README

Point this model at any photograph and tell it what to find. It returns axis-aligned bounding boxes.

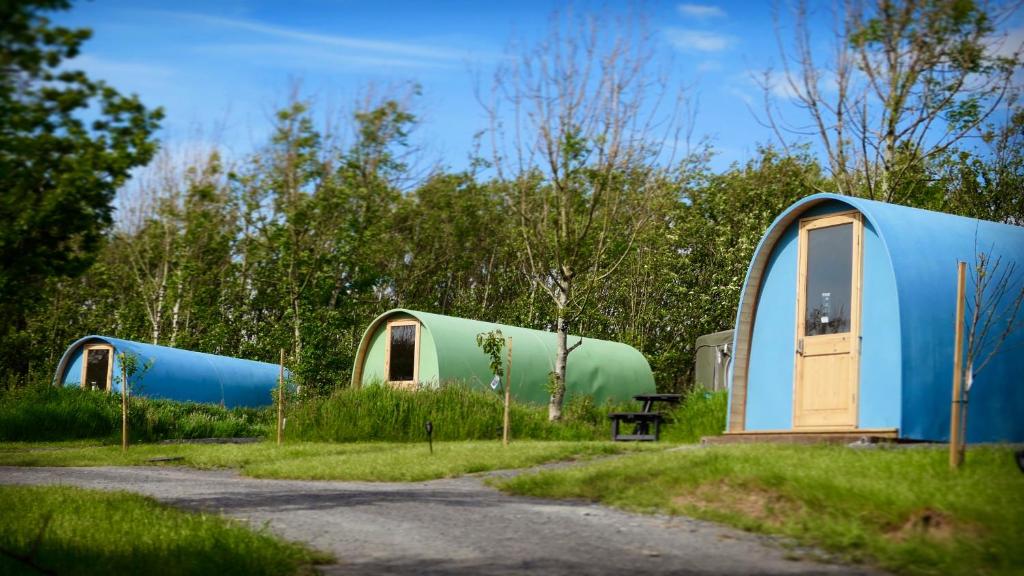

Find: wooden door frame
[80,344,115,393]
[383,319,421,389]
[792,210,863,430]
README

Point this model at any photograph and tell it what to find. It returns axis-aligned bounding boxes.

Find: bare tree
[956,242,1024,461]
[482,11,682,420]
[765,0,1021,202]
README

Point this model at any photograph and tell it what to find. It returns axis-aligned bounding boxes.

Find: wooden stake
[503,337,513,447]
[277,348,285,446]
[121,360,128,453]
[950,261,967,470]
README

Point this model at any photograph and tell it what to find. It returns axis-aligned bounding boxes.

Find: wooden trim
[80,344,114,393]
[707,428,899,445]
[723,427,897,436]
[793,211,863,429]
[384,318,420,388]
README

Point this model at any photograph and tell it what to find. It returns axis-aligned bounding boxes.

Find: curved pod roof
[353,309,655,405]
[54,336,281,408]
[730,193,1024,442]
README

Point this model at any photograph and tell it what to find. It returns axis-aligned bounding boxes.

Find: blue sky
[54,1,1023,173]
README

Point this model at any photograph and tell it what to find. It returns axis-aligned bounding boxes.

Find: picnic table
[609,394,682,441]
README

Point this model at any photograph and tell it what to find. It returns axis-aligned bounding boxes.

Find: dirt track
[0,465,881,575]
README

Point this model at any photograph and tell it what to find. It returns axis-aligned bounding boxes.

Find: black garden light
[425,420,433,455]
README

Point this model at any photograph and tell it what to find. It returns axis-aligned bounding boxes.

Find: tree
[953,242,1024,465]
[766,0,1020,202]
[651,146,823,390]
[0,0,162,382]
[934,107,1024,223]
[483,12,681,420]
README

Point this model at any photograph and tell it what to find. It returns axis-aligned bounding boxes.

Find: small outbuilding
[54,336,281,408]
[728,193,1024,443]
[352,309,656,405]
[694,329,733,392]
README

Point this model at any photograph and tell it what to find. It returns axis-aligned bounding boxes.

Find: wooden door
[793,212,862,429]
[384,319,420,389]
[81,344,114,392]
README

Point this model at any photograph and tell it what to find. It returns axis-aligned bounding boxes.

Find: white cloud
[197,43,456,71]
[155,11,471,67]
[665,28,735,53]
[765,70,800,100]
[677,4,727,20]
[70,54,174,81]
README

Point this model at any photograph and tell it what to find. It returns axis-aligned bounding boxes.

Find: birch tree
[483,12,681,420]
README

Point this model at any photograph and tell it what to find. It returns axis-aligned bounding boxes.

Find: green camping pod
[352,309,655,405]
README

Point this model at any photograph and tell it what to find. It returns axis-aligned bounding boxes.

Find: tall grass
[661,389,728,443]
[0,385,272,442]
[286,384,728,443]
[0,381,727,444]
[286,383,623,442]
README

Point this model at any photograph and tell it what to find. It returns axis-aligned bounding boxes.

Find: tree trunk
[169,293,181,347]
[548,290,569,421]
[151,257,168,345]
[291,289,302,366]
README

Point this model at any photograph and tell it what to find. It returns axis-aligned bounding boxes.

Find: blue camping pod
[53,336,282,408]
[727,194,1024,443]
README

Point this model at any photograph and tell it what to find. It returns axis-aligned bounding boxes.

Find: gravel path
[0,465,881,575]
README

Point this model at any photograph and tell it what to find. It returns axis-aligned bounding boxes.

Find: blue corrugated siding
[745,224,798,430]
[56,336,281,408]
[857,218,902,430]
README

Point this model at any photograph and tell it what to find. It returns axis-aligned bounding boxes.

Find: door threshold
[705,428,898,445]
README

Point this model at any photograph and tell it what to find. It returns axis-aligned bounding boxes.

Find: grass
[493,444,1024,575]
[660,389,727,443]
[0,484,330,576]
[285,383,630,442]
[287,384,728,443]
[0,440,660,482]
[0,385,271,442]
[1,382,728,445]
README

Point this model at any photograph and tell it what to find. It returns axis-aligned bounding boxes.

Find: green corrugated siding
[353,309,655,405]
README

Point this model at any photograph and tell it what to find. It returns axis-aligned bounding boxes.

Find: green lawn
[0,484,330,575]
[0,440,659,482]
[493,444,1024,575]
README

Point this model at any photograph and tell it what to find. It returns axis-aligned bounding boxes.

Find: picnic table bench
[609,393,682,441]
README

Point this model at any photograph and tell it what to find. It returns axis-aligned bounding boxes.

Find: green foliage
[475,330,506,378]
[0,385,271,442]
[0,485,328,575]
[497,445,1024,575]
[0,0,161,383]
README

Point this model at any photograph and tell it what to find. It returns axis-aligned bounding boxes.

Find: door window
[804,223,852,335]
[85,348,111,390]
[387,324,417,382]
